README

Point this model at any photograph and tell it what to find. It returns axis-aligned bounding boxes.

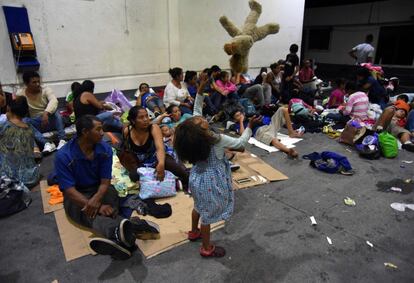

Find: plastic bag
[138,167,176,199]
[104,89,133,112]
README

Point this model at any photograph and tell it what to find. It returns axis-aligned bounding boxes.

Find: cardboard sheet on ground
[54,209,96,262]
[248,134,302,153]
[136,192,224,259]
[232,151,288,189]
[53,192,223,261]
[40,180,63,214]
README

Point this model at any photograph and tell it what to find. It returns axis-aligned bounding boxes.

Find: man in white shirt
[349,34,375,65]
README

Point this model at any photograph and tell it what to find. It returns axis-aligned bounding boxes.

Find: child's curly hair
[173,117,218,164]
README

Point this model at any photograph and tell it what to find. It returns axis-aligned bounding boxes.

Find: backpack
[355,134,381,160]
[303,151,353,174]
[378,132,398,158]
[239,98,256,117]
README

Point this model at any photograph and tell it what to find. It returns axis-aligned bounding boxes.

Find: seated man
[374,100,414,152]
[16,71,66,153]
[55,115,160,259]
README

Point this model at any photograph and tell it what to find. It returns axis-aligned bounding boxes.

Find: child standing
[174,74,260,257]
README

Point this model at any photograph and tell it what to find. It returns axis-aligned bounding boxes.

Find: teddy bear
[219,0,280,74]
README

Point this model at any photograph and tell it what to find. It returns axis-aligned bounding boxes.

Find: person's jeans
[63,185,124,239]
[96,112,123,131]
[407,110,414,132]
[25,111,65,146]
[146,98,164,112]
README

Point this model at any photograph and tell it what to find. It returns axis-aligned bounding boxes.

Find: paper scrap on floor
[248,134,302,153]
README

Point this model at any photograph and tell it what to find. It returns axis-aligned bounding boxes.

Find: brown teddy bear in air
[219,0,280,73]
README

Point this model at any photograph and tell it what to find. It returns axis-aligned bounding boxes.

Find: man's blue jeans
[25,111,65,146]
[96,111,123,130]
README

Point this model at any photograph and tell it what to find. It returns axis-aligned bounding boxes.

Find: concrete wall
[0,0,305,97]
[303,0,414,67]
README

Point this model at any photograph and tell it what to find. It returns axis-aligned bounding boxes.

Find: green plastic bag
[378,132,398,158]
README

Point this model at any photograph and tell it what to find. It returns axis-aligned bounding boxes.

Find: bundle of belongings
[0,175,31,217]
[303,151,354,175]
[339,120,399,159]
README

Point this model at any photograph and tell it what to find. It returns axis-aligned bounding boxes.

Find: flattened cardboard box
[232,151,288,189]
[55,192,223,261]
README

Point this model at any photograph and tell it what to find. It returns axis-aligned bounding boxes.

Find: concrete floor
[1,131,413,283]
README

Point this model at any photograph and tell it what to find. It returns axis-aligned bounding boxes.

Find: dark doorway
[375,25,414,66]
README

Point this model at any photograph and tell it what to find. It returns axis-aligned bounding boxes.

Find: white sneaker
[57,140,67,150]
[42,142,57,153]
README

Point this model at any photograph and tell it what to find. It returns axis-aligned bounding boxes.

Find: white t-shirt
[163,81,190,107]
[352,43,374,64]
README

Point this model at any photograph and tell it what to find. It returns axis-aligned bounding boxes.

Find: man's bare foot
[288,131,304,138]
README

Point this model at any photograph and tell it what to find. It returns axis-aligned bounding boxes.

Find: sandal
[187,230,202,241]
[200,245,226,258]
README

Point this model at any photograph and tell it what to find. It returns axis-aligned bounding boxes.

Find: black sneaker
[118,219,138,248]
[129,217,160,240]
[89,237,131,260]
[402,143,414,152]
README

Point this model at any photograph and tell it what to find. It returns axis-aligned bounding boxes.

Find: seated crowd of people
[1,43,413,259]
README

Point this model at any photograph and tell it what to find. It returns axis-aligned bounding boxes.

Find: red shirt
[299,67,314,82]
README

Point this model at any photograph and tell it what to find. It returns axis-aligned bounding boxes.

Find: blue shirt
[54,138,113,191]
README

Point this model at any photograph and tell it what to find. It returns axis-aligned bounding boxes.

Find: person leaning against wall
[16,71,67,153]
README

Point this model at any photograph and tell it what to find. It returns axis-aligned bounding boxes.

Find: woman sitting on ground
[263,62,284,104]
[135,83,165,116]
[73,80,123,132]
[0,96,39,187]
[119,106,189,189]
[163,67,193,115]
[253,67,268,85]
